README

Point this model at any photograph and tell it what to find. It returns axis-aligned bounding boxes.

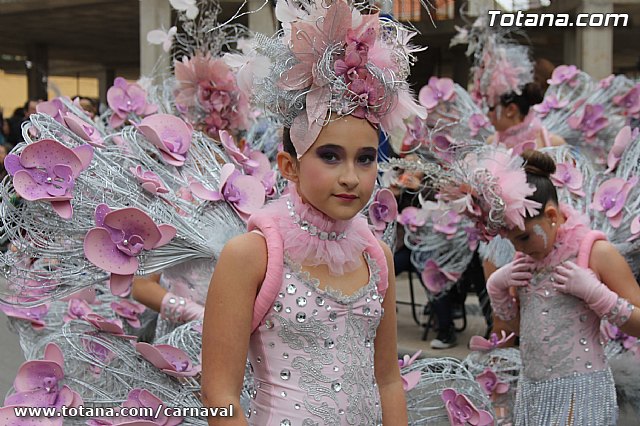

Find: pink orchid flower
[189,163,266,221]
[533,94,569,117]
[421,259,461,295]
[368,188,398,237]
[334,50,366,82]
[84,313,137,339]
[551,162,585,196]
[431,208,462,237]
[598,74,615,89]
[350,74,385,124]
[464,226,482,251]
[219,130,260,174]
[63,298,94,323]
[87,388,182,426]
[606,126,638,173]
[398,351,422,392]
[63,112,105,147]
[81,338,117,376]
[567,103,609,139]
[4,139,94,219]
[138,114,193,167]
[441,388,493,426]
[469,113,490,137]
[469,331,515,352]
[0,343,83,426]
[111,299,146,328]
[136,342,201,378]
[547,64,579,86]
[613,83,640,118]
[0,299,49,330]
[397,207,426,232]
[476,367,509,397]
[419,77,455,110]
[36,98,69,125]
[401,116,428,152]
[398,350,422,369]
[591,176,638,228]
[130,165,170,194]
[107,77,157,128]
[627,216,640,242]
[83,204,176,296]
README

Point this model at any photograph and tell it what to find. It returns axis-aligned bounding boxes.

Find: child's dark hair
[521,150,558,217]
[282,127,297,158]
[499,82,544,117]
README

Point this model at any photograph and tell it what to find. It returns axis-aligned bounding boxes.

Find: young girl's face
[296,115,379,220]
[506,208,558,261]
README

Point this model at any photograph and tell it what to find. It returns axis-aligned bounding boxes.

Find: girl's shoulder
[219,232,268,280]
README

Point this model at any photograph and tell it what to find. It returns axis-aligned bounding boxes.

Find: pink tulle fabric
[530,204,590,270]
[257,185,371,275]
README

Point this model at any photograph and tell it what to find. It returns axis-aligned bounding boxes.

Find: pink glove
[552,261,618,318]
[160,292,205,323]
[487,254,534,320]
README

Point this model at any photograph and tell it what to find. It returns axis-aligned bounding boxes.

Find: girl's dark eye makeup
[316,146,341,162]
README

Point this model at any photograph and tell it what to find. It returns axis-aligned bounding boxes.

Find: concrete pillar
[248,0,276,36]
[575,0,613,79]
[26,43,48,101]
[139,0,171,79]
[563,29,577,66]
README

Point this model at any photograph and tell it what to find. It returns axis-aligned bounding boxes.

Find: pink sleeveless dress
[512,205,617,425]
[245,190,389,425]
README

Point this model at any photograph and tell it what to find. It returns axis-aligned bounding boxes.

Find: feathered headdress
[453,15,534,109]
[245,0,427,158]
[436,145,541,239]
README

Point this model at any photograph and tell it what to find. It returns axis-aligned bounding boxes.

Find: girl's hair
[521,149,558,217]
[499,82,544,117]
[282,127,297,158]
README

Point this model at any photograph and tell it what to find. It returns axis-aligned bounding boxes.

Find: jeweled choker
[286,199,347,241]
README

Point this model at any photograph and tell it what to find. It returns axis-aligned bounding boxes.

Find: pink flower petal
[103,208,162,250]
[84,228,139,275]
[109,274,135,297]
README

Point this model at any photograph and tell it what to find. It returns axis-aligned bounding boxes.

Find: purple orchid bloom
[130,165,170,194]
[189,163,266,221]
[368,188,398,237]
[107,77,158,128]
[421,259,461,295]
[613,83,640,118]
[567,103,609,139]
[111,299,146,328]
[419,77,455,110]
[397,351,423,391]
[83,204,176,296]
[547,64,579,86]
[464,226,482,251]
[63,112,105,147]
[1,343,82,426]
[398,350,422,369]
[135,342,201,378]
[0,299,49,330]
[431,208,462,237]
[138,114,193,167]
[441,388,494,426]
[476,368,509,398]
[349,74,385,124]
[397,207,427,232]
[334,50,365,82]
[628,216,640,242]
[84,313,137,339]
[551,162,585,196]
[81,338,117,376]
[533,94,569,117]
[469,113,490,137]
[590,176,638,228]
[4,139,93,219]
[606,126,638,173]
[469,330,515,352]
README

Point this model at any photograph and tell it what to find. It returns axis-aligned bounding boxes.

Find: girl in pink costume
[482,150,640,425]
[200,0,427,423]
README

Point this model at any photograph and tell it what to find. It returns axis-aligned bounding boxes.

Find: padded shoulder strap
[247,212,284,333]
[576,230,607,269]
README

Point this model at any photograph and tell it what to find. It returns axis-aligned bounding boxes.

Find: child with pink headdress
[434,146,640,425]
[200,0,427,423]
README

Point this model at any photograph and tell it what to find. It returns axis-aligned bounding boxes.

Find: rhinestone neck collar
[286,198,347,241]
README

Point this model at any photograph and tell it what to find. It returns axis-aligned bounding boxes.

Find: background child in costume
[483,149,640,424]
[199,0,429,423]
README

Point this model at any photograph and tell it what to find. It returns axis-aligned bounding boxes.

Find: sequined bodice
[247,253,384,425]
[518,265,606,382]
